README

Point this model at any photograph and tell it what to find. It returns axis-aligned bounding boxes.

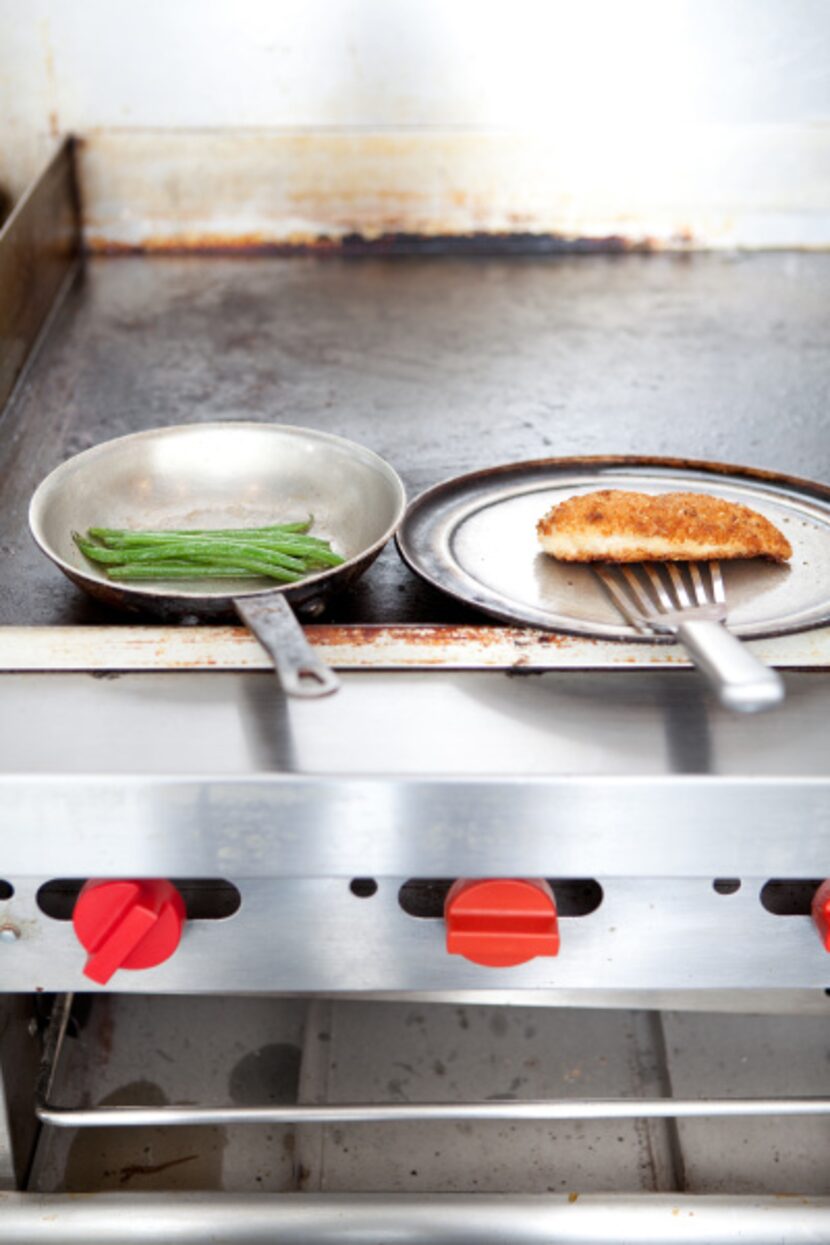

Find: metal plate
[397,456,830,640]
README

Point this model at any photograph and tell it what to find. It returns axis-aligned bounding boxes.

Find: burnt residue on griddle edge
[84,230,668,258]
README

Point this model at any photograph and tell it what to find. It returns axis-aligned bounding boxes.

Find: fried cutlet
[537,490,792,563]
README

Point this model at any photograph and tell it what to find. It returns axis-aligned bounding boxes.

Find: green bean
[106,559,303,583]
[89,520,313,541]
[105,564,283,581]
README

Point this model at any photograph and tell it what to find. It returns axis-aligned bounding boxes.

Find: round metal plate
[397,456,830,640]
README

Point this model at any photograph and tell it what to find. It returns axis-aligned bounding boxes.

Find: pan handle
[233,593,340,698]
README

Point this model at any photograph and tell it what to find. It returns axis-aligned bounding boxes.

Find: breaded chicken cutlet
[537,490,792,563]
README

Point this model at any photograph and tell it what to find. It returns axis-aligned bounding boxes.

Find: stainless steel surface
[0,139,79,412]
[4,874,830,994]
[398,457,830,640]
[595,561,785,712]
[8,663,830,999]
[5,669,830,779]
[0,670,829,883]
[29,422,405,696]
[1,769,829,880]
[3,1192,830,1243]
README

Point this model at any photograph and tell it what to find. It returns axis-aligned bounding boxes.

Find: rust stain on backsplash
[73,124,830,252]
[74,129,717,254]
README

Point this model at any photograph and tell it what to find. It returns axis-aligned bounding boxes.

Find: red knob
[811,880,830,951]
[73,879,186,984]
[444,878,559,968]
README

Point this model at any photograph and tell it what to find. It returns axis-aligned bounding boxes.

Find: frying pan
[29,422,406,697]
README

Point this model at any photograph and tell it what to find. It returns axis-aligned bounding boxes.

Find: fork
[593,560,785,712]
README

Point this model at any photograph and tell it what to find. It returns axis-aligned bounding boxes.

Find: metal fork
[593,560,785,712]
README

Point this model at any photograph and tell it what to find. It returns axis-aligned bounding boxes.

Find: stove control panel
[444,878,560,967]
[72,879,186,984]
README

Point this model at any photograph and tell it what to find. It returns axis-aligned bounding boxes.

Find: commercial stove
[1,141,829,1241]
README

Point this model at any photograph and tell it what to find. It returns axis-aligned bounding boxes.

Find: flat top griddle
[1,252,830,628]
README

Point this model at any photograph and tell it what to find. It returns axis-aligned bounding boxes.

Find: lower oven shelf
[6,992,830,1241]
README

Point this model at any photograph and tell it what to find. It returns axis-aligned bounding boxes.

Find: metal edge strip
[0,139,82,414]
[1,1191,829,1243]
[1,623,830,671]
[0,774,828,877]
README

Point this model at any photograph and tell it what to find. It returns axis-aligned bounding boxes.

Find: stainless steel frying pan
[29,422,406,698]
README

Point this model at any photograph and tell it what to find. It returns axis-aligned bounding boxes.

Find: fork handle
[676,620,784,713]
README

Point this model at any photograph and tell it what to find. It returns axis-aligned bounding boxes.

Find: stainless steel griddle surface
[2,252,830,627]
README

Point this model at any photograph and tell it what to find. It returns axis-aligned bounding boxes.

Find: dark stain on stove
[95,998,114,1063]
[227,1042,302,1105]
[490,1012,509,1037]
[64,1081,227,1192]
[118,1153,198,1184]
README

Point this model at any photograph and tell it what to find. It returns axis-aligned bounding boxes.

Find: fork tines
[593,560,725,632]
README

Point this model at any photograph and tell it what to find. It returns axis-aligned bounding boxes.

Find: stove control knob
[444,878,559,968]
[811,880,830,951]
[73,879,186,985]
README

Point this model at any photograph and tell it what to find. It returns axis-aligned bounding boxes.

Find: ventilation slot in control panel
[398,878,603,919]
[36,879,241,921]
[760,879,823,916]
